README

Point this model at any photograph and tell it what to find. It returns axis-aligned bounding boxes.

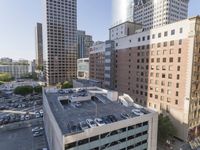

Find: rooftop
[44,87,152,136]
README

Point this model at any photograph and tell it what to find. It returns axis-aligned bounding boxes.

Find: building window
[138,37,141,42]
[156,73,159,77]
[171,29,175,35]
[167,90,171,95]
[170,40,174,46]
[178,48,181,54]
[177,74,180,80]
[180,28,183,33]
[168,74,172,79]
[142,36,145,41]
[169,58,173,63]
[162,74,166,78]
[179,39,182,45]
[163,42,167,47]
[176,83,179,88]
[177,66,180,71]
[178,57,181,62]
[158,33,161,38]
[164,31,168,37]
[175,100,179,105]
[152,34,155,39]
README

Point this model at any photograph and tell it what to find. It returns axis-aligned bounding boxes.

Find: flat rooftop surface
[44,88,150,135]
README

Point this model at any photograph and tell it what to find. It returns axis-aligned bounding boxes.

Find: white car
[132,109,144,116]
[32,126,43,132]
[94,118,105,126]
[35,112,40,118]
[40,109,43,114]
[40,109,44,117]
[86,119,97,128]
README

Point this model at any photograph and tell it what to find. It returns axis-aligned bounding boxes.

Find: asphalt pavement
[0,124,47,150]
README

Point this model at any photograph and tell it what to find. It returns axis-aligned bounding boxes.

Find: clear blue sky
[0,0,199,60]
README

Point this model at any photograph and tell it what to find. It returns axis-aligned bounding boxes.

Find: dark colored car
[107,115,118,122]
[102,116,112,124]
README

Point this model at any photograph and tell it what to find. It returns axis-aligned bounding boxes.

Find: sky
[0,0,199,60]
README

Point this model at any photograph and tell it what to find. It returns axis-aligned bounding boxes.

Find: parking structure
[43,87,158,150]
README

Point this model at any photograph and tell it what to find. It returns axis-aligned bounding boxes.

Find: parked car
[94,118,105,126]
[39,109,43,117]
[102,116,112,124]
[0,118,4,125]
[20,114,25,121]
[25,114,30,120]
[33,131,43,137]
[120,112,130,119]
[86,119,97,128]
[79,121,89,130]
[35,112,40,118]
[107,115,118,122]
[32,126,44,132]
[132,109,144,116]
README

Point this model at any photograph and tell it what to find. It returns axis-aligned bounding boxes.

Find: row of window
[138,28,183,42]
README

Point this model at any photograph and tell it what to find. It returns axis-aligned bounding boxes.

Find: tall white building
[134,0,189,29]
[43,0,77,85]
[112,0,189,29]
[112,0,134,26]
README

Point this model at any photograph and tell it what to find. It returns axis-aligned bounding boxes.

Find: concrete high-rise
[112,0,189,29]
[43,0,77,85]
[35,23,43,68]
[77,30,93,58]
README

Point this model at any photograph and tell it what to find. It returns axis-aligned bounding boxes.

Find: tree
[14,86,33,96]
[0,73,13,82]
[61,81,73,89]
[158,114,177,143]
[34,86,42,93]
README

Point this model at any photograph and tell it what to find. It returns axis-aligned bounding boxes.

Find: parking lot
[0,123,47,150]
[0,93,43,125]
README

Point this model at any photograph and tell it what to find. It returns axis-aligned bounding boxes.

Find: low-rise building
[0,63,29,79]
[77,58,89,79]
[43,87,158,150]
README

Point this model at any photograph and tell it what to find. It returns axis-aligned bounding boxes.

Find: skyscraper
[112,0,134,26]
[77,30,93,58]
[35,23,43,68]
[43,0,77,85]
[133,0,189,29]
[112,0,189,29]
